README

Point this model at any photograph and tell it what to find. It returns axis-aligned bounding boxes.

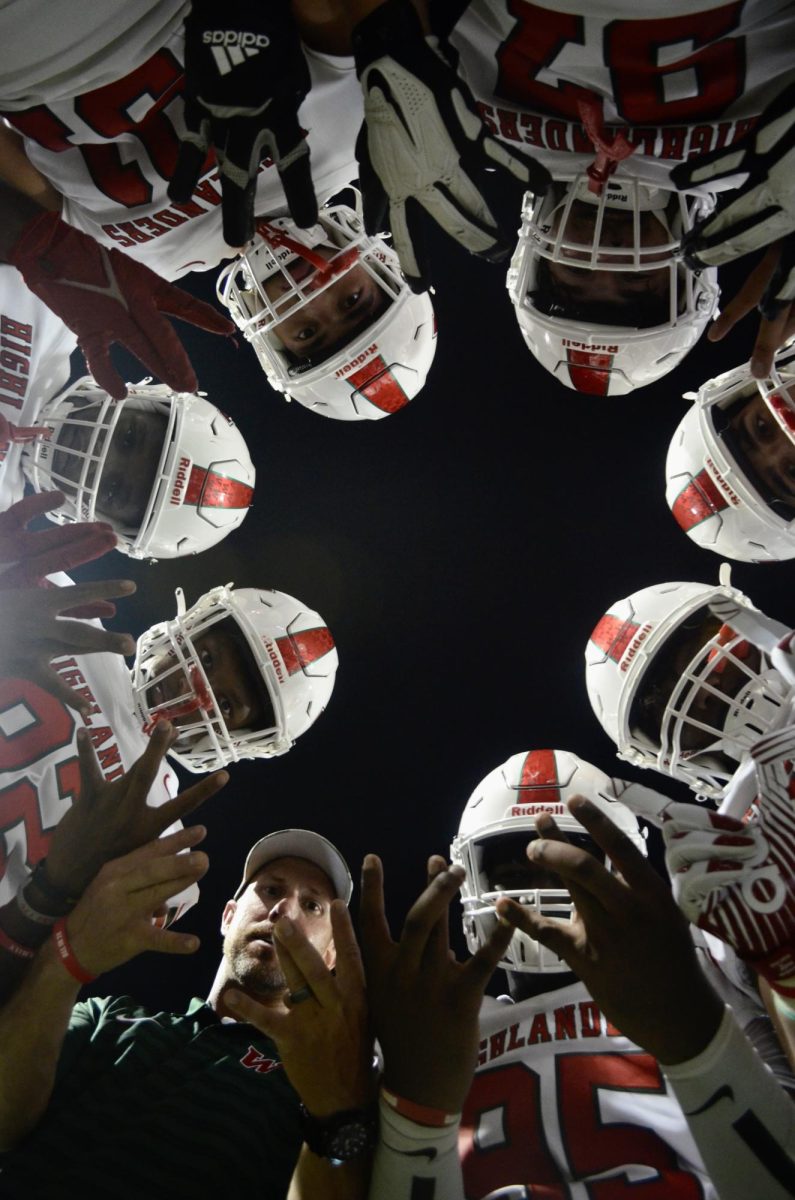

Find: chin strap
[577,94,637,195]
[143,666,214,734]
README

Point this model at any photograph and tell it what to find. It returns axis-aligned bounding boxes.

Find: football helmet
[216,201,437,420]
[451,749,645,974]
[23,378,255,559]
[131,584,338,773]
[506,176,719,395]
[666,340,795,562]
[585,577,790,797]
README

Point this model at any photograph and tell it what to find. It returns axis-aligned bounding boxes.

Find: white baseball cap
[234,829,353,904]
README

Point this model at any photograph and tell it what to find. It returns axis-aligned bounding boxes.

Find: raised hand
[44,720,228,903]
[496,798,723,1064]
[352,0,550,292]
[168,0,318,246]
[60,825,209,978]
[224,902,372,1115]
[359,853,513,1114]
[0,490,116,589]
[8,211,233,399]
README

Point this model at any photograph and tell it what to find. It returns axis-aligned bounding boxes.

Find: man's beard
[225,935,286,998]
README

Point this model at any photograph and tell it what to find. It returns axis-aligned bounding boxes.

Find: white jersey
[0,265,77,512]
[0,574,197,919]
[0,10,363,279]
[446,0,795,188]
[463,954,793,1198]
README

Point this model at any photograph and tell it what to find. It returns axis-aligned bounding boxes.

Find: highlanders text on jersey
[0,575,195,919]
[444,0,795,187]
[1,25,362,280]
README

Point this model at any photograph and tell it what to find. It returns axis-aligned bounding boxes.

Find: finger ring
[287,985,314,1006]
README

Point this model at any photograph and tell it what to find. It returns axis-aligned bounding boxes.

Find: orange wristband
[380,1086,459,1127]
[53,920,95,984]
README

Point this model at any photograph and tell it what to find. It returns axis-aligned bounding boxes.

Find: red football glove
[7,212,234,400]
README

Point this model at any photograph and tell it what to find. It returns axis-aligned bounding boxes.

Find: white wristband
[367,1093,463,1200]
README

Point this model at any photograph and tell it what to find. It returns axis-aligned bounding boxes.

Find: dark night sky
[72,227,795,1011]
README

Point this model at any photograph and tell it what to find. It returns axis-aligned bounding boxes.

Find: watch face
[328,1121,374,1164]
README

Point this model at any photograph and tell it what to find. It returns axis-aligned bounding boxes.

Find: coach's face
[220,856,336,999]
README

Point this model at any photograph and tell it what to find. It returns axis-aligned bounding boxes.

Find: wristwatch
[299,1102,378,1165]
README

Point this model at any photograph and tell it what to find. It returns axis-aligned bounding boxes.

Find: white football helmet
[585,577,790,797]
[451,749,645,974]
[23,379,255,559]
[216,201,437,420]
[666,340,795,562]
[507,176,719,395]
[131,584,338,772]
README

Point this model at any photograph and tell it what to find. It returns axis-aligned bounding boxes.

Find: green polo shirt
[0,996,304,1198]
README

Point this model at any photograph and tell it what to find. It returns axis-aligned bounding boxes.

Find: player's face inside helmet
[726,389,795,513]
[50,403,167,527]
[631,610,762,762]
[482,829,603,894]
[261,245,389,362]
[146,619,272,735]
[540,200,672,324]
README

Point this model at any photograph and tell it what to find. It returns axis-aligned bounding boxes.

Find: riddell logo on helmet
[170,456,191,506]
[511,804,566,816]
[262,639,284,684]
[202,31,270,49]
[705,457,740,507]
[619,623,653,672]
[335,344,378,379]
[562,339,619,353]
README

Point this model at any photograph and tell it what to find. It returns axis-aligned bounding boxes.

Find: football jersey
[0,572,196,919]
[445,0,795,189]
[0,265,77,512]
[462,954,793,1198]
[1,20,363,280]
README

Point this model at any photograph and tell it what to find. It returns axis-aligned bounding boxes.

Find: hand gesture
[224,902,372,1115]
[45,719,228,902]
[352,0,550,292]
[62,825,209,977]
[359,853,513,1114]
[496,798,723,1064]
[168,0,318,246]
[8,212,233,399]
[0,490,116,589]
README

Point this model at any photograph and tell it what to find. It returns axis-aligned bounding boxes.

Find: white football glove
[351,0,551,292]
[671,81,795,318]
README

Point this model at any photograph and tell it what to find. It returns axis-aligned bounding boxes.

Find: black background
[74,227,794,1011]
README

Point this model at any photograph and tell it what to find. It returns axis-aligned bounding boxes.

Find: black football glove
[168,0,318,246]
[672,81,795,319]
[352,0,551,292]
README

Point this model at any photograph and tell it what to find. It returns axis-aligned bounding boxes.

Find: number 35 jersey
[462,956,793,1199]
[0,577,196,921]
[444,0,795,187]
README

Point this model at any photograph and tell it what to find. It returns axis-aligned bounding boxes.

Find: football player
[352,0,795,394]
[584,571,795,800]
[358,750,795,1199]
[666,339,795,562]
[0,262,255,557]
[0,575,338,923]
[0,1,437,417]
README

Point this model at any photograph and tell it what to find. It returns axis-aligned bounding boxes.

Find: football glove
[622,730,795,998]
[7,212,233,400]
[168,0,318,246]
[672,81,795,318]
[352,0,551,292]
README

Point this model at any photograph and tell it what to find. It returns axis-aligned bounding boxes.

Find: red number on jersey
[6,50,208,208]
[495,2,745,124]
[461,1053,705,1197]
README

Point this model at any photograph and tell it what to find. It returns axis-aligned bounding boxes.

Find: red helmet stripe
[517,749,561,804]
[566,349,613,395]
[276,627,335,676]
[347,355,409,414]
[590,613,640,663]
[184,466,254,509]
[671,469,729,532]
